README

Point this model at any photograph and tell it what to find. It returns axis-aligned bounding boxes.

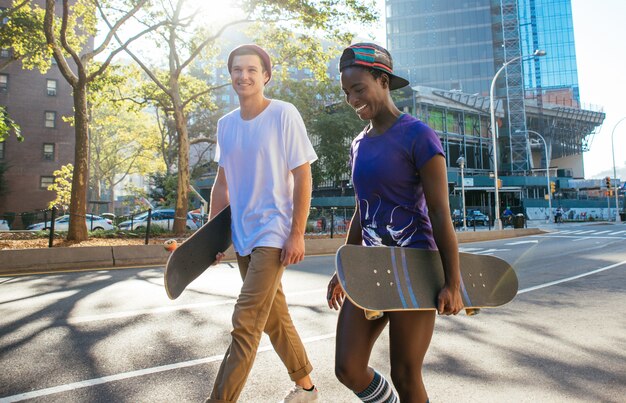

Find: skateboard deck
[336,245,518,316]
[164,206,232,300]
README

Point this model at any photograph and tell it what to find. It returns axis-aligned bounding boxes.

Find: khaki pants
[207,247,313,402]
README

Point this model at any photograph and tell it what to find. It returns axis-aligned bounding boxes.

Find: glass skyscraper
[386,1,496,96]
[386,0,580,102]
[519,0,580,105]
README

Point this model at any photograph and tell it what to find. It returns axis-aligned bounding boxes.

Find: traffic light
[550,181,556,194]
[605,176,611,189]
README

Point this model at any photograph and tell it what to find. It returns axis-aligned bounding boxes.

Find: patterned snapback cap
[339,43,409,90]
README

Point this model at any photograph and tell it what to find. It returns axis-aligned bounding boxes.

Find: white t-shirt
[215,100,318,255]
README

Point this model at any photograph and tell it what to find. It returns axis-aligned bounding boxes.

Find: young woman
[327,43,464,403]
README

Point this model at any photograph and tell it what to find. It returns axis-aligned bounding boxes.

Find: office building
[385,0,609,216]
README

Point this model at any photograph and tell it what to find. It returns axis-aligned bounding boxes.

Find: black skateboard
[336,245,518,317]
[164,206,232,300]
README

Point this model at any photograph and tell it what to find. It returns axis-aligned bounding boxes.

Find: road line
[5,261,626,401]
[0,333,336,402]
[518,259,626,294]
[537,235,624,240]
[68,288,327,324]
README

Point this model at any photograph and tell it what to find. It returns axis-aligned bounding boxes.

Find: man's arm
[209,166,229,219]
[281,162,312,266]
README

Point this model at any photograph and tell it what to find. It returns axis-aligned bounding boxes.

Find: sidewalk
[0,228,548,276]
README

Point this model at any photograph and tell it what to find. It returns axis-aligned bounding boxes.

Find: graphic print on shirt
[360,195,419,247]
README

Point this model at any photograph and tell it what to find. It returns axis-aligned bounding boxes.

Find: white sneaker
[280,385,319,403]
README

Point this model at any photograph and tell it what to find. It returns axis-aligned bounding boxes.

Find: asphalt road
[1,223,625,402]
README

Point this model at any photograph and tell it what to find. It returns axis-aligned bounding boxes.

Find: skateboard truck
[365,308,480,319]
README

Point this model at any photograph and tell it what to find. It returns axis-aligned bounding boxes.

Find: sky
[370,0,626,180]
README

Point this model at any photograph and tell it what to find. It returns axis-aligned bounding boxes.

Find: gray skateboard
[336,245,518,317]
[164,206,232,300]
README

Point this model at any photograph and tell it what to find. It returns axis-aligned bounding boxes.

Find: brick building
[0,0,75,227]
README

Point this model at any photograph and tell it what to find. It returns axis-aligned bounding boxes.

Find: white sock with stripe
[355,370,398,403]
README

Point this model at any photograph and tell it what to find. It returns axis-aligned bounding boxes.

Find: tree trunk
[172,97,190,235]
[67,83,89,241]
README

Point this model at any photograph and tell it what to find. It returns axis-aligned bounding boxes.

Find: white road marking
[518,259,626,294]
[4,260,626,402]
[609,230,626,235]
[0,333,336,402]
[593,230,612,235]
[458,247,483,252]
[505,240,539,245]
[473,248,510,255]
[68,288,326,324]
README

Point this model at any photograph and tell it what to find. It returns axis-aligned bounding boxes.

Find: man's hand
[281,234,305,266]
[211,252,226,266]
[326,272,345,310]
[437,285,464,315]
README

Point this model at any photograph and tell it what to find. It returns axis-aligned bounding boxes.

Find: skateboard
[335,245,518,318]
[164,206,232,300]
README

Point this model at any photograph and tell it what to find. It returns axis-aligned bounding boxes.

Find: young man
[207,44,319,403]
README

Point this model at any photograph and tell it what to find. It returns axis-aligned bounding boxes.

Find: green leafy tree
[0,1,50,141]
[88,64,166,212]
[48,163,73,213]
[117,0,377,234]
[41,0,157,241]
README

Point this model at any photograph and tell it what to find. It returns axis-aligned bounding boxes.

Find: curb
[0,229,544,276]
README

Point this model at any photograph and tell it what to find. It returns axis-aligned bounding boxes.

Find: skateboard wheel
[164,239,178,252]
[364,310,384,320]
[465,308,480,316]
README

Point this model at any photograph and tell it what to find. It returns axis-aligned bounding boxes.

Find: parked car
[0,219,10,231]
[466,210,490,226]
[118,209,199,231]
[190,212,209,227]
[27,214,115,231]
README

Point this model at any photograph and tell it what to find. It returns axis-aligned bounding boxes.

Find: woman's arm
[420,155,464,315]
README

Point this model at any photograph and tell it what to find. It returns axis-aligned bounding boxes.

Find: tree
[310,103,364,189]
[117,0,377,234]
[88,64,165,212]
[0,1,50,142]
[41,0,157,241]
[48,163,73,213]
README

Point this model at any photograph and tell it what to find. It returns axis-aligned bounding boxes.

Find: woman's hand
[327,272,345,310]
[437,285,464,315]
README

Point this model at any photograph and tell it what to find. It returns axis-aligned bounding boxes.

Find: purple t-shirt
[350,114,444,250]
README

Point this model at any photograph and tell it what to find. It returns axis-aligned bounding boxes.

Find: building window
[47,79,57,96]
[0,141,4,159]
[1,7,8,25]
[43,143,55,160]
[0,73,7,92]
[45,111,56,128]
[0,48,9,58]
[40,176,54,189]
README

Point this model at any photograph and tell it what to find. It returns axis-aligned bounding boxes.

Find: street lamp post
[490,49,546,230]
[457,156,467,231]
[516,129,552,223]
[611,117,626,223]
